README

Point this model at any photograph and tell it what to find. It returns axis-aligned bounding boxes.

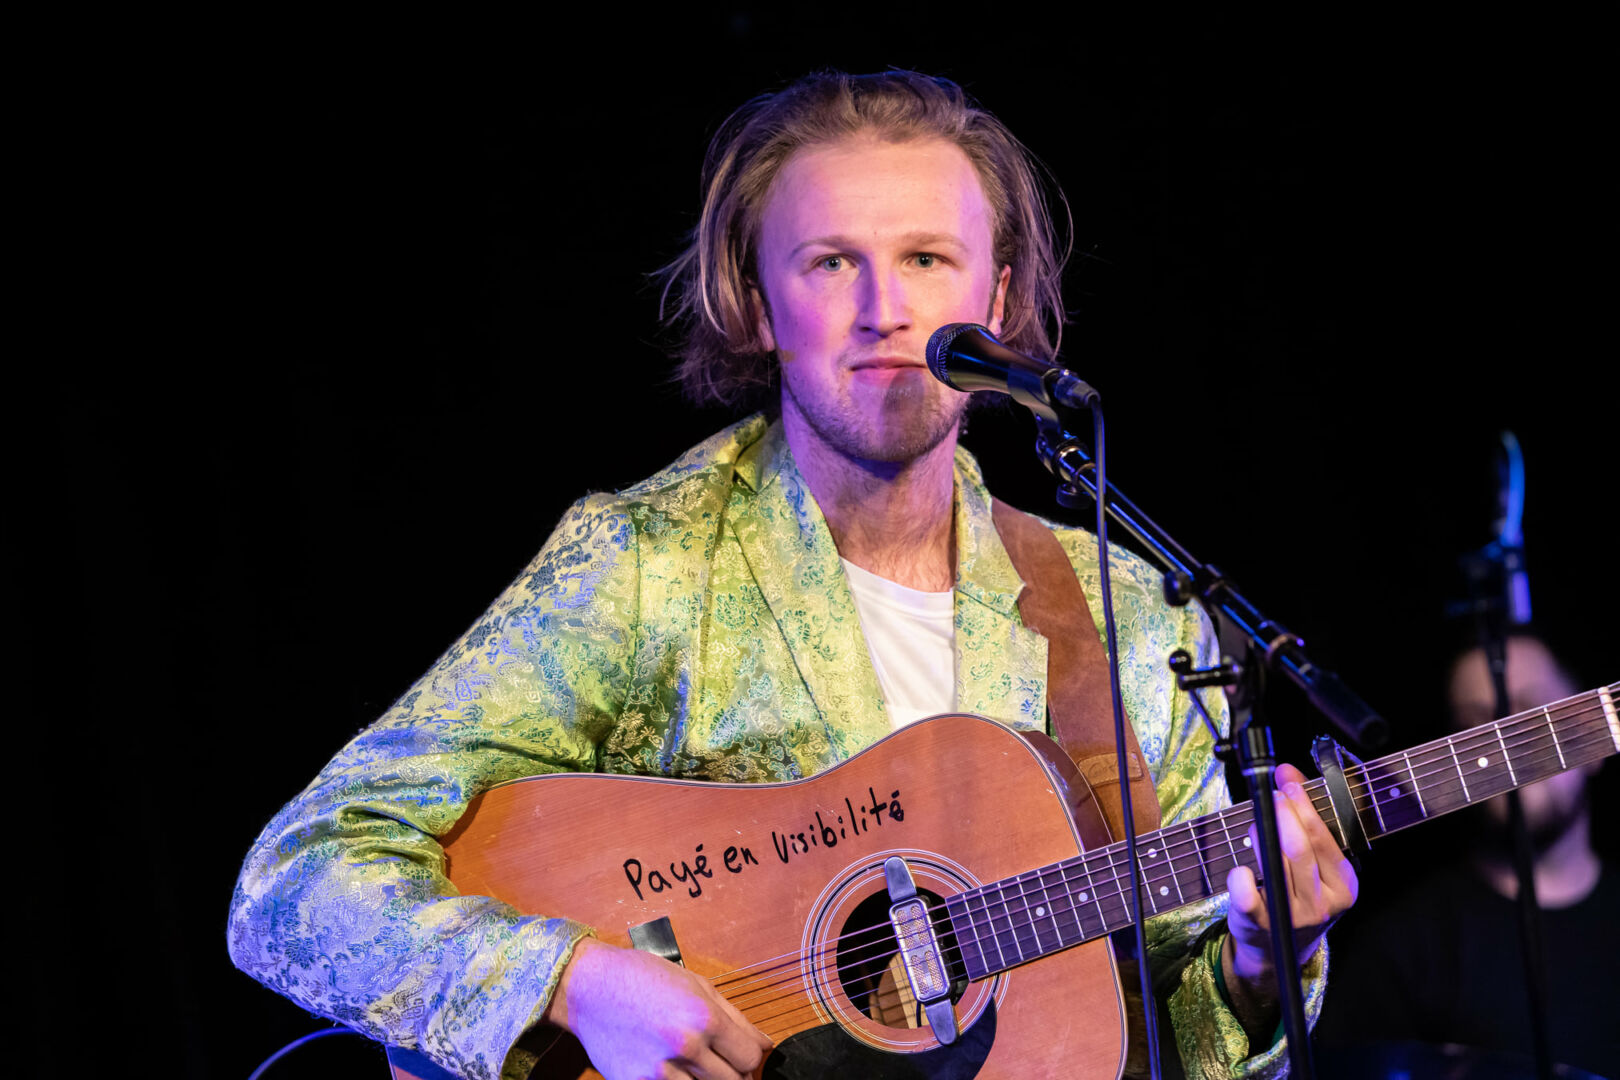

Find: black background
[30,13,1614,1078]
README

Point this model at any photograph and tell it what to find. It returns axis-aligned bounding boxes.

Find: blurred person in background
[1317,632,1615,1077]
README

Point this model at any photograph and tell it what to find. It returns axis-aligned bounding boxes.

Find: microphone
[1494,430,1532,625]
[925,324,1098,422]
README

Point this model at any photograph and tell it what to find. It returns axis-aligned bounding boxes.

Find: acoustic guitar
[386,683,1618,1080]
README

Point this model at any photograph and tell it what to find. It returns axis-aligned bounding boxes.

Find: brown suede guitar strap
[991,498,1161,840]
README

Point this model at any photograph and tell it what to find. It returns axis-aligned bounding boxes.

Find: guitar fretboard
[944,682,1618,981]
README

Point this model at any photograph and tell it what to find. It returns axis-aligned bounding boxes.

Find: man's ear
[987,264,1011,336]
[751,285,776,353]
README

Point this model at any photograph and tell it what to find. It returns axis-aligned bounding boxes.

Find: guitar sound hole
[835,888,968,1027]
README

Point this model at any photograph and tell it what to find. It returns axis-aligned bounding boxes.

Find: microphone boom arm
[1036,423,1388,751]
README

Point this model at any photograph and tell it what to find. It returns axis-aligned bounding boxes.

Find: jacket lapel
[728,425,1049,757]
[729,426,892,761]
[952,448,1050,732]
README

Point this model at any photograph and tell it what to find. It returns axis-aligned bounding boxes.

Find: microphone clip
[1035,421,1094,509]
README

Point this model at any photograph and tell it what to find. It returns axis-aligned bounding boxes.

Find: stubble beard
[782,372,969,466]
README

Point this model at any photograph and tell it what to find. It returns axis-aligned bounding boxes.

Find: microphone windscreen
[925,323,992,388]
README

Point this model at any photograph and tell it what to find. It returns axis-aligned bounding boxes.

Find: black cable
[1090,399,1163,1080]
[245,1025,365,1080]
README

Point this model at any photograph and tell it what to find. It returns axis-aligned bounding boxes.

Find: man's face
[1449,638,1589,847]
[752,134,1009,465]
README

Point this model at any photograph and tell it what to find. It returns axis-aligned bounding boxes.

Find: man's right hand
[542,937,774,1080]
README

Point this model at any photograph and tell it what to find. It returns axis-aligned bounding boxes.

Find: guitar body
[388,713,1127,1079]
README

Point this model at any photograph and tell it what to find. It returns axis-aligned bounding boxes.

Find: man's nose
[857,268,912,336]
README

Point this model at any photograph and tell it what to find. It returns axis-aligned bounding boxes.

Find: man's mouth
[850,357,926,371]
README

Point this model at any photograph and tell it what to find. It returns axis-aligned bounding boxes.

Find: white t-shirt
[840,558,955,730]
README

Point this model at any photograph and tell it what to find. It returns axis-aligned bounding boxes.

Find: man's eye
[915,253,937,268]
[817,255,844,272]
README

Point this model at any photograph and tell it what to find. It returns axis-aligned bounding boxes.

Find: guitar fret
[1568,727,1617,757]
[1139,836,1182,908]
[973,888,1008,973]
[1447,738,1472,803]
[1166,822,1199,904]
[1017,875,1044,957]
[1221,806,1243,874]
[1045,868,1075,950]
[991,882,1023,966]
[1495,725,1518,785]
[1107,858,1135,929]
[1014,871,1055,957]
[1031,867,1064,953]
[1185,820,1215,898]
[1462,729,1517,802]
[1064,861,1099,942]
[1223,808,1245,868]
[1093,849,1131,932]
[945,894,987,980]
[1008,875,1033,959]
[1366,771,1389,834]
[1075,854,1107,934]
[1062,865,1093,943]
[943,688,1620,982]
[1176,820,1210,902]
[1165,829,1187,904]
[1402,750,1428,818]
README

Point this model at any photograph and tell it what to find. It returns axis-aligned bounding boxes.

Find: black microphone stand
[1024,413,1389,1080]
[1454,431,1554,1080]
[1037,422,1387,753]
[927,324,1383,1079]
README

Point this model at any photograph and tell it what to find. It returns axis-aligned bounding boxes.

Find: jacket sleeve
[1060,528,1328,1079]
[1148,580,1330,1080]
[227,494,639,1080]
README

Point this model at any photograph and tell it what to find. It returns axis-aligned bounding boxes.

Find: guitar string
[724,702,1617,1000]
[715,708,1618,1015]
[709,757,1310,998]
[750,701,1620,1036]
[1341,686,1614,796]
[714,780,1300,1007]
[732,712,1620,1032]
[1346,724,1614,814]
[939,711,1615,960]
[731,738,1599,1037]
[748,704,1620,1039]
[710,693,1613,994]
[1342,704,1614,808]
[706,699,1617,1015]
[724,813,1259,1029]
[711,702,1616,1007]
[728,864,1157,1032]
[1334,693,1613,793]
[712,790,1262,1004]
[1346,692,1614,791]
[1344,689,1612,790]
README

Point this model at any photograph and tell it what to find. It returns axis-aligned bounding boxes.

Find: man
[229,71,1356,1080]
[1316,634,1615,1075]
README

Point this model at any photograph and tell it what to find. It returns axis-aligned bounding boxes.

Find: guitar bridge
[883,856,959,1045]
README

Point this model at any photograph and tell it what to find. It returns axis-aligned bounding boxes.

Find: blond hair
[661,70,1071,407]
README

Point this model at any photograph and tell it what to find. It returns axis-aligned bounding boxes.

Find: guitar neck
[945,682,1619,982]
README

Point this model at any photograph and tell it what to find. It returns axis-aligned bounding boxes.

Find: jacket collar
[729,419,1047,754]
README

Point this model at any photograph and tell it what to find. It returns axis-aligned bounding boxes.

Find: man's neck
[781,412,958,593]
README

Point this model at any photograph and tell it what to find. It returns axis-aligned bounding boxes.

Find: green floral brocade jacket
[228,416,1325,1079]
